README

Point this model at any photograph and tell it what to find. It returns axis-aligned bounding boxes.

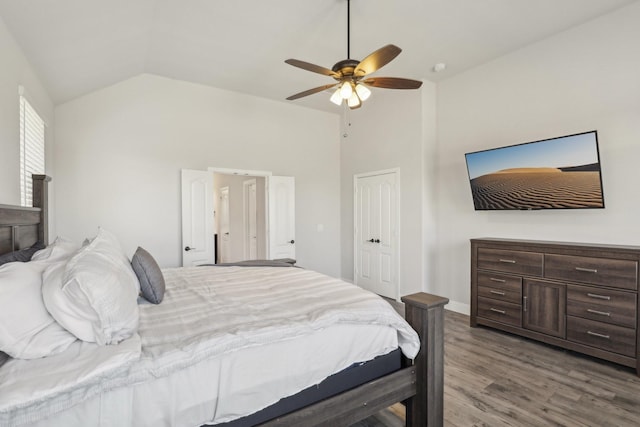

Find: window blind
[20,95,45,207]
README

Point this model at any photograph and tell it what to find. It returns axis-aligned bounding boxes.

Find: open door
[181,169,214,266]
[244,179,258,260]
[218,186,230,263]
[268,176,295,260]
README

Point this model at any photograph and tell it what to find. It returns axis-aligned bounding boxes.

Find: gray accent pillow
[0,241,45,266]
[131,247,165,304]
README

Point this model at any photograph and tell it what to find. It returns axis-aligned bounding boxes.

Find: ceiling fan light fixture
[347,92,361,108]
[285,0,422,107]
[355,83,371,101]
[340,81,354,99]
[330,88,343,105]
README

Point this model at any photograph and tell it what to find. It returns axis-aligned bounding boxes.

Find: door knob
[289,240,295,244]
[185,246,196,251]
[368,239,375,243]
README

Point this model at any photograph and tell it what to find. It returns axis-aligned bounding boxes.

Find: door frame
[353,168,401,301]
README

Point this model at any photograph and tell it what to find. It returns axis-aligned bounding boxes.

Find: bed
[0,175,448,427]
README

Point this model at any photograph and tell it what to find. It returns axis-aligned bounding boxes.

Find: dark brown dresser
[470,238,639,375]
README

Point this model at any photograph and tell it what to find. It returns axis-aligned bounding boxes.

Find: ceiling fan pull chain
[342,103,351,138]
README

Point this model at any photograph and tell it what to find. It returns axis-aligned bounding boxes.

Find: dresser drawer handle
[490,290,506,296]
[587,308,611,317]
[490,308,506,315]
[575,267,598,273]
[587,293,611,301]
[489,278,506,283]
[499,259,516,264]
[586,331,610,340]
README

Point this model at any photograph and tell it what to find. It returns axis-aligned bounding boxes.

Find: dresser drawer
[567,316,636,357]
[477,297,522,327]
[567,284,637,328]
[545,254,637,290]
[477,248,543,276]
[477,271,522,304]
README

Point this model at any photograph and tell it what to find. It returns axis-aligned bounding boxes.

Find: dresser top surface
[471,238,640,254]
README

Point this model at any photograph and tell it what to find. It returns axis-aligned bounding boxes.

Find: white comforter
[0,266,419,426]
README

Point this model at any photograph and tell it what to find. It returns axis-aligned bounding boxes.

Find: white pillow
[42,228,140,345]
[0,262,76,359]
[31,236,80,263]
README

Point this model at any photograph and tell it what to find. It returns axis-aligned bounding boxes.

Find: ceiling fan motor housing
[332,59,361,80]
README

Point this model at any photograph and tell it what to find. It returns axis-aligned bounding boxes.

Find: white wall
[434,2,640,311]
[421,83,439,297]
[54,74,342,276]
[340,86,434,298]
[0,15,54,225]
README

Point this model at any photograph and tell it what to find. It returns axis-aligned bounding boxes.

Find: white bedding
[0,266,420,426]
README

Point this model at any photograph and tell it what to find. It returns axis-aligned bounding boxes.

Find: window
[19,93,45,207]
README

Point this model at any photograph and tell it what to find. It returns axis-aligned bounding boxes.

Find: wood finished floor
[353,309,640,427]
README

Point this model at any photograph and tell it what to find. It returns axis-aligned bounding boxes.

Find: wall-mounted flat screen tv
[465,130,605,210]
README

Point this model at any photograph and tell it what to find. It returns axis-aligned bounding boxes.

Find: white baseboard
[444,299,470,316]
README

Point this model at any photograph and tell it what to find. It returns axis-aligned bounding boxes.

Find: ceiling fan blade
[354,44,402,77]
[285,59,339,78]
[286,83,339,101]
[363,77,423,89]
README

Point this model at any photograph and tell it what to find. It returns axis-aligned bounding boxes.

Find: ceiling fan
[285,0,422,109]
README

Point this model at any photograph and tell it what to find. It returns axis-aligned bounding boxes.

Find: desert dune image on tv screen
[465,132,604,210]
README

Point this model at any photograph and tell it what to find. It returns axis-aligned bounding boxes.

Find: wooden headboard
[0,175,50,256]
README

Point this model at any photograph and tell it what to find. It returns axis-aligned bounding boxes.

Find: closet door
[354,171,399,299]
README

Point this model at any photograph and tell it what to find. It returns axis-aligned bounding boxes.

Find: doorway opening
[181,167,296,267]
[213,172,267,263]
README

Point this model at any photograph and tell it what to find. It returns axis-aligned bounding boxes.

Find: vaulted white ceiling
[0,0,636,112]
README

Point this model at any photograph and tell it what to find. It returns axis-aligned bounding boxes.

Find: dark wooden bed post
[402,292,449,427]
[32,174,51,244]
[258,292,448,427]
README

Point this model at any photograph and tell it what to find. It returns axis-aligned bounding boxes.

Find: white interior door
[354,171,398,299]
[244,179,257,260]
[356,181,376,291]
[268,176,295,260]
[219,186,231,263]
[181,169,214,266]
